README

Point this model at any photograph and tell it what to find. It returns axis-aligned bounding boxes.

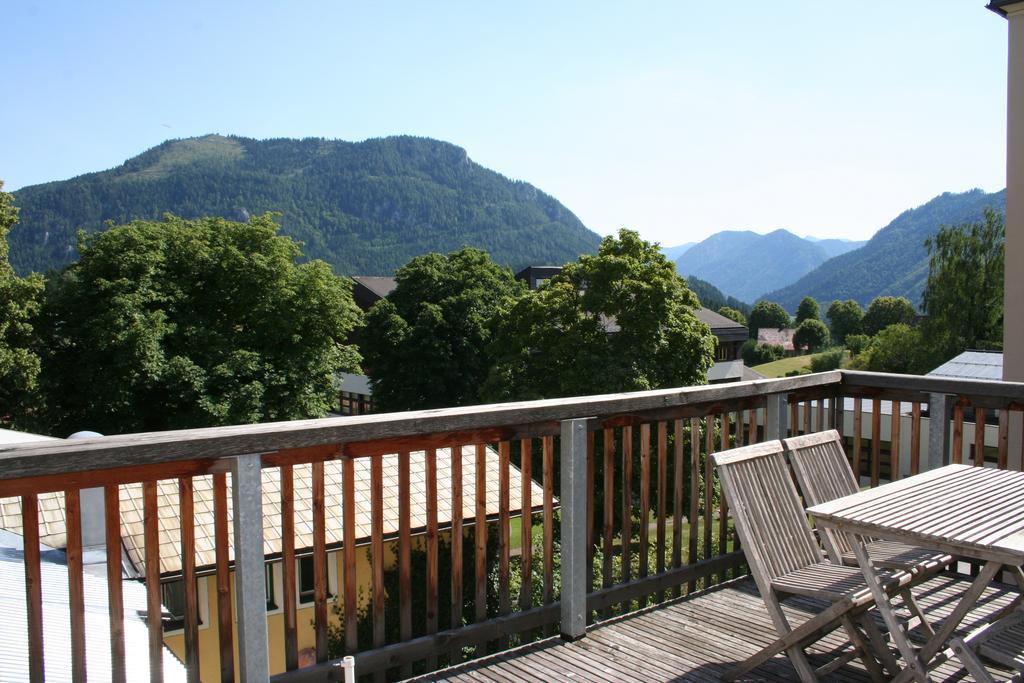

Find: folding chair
[713,440,910,682]
[785,430,952,576]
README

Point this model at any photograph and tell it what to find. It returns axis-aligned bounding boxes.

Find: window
[161,580,186,631]
[265,563,278,611]
[299,556,316,604]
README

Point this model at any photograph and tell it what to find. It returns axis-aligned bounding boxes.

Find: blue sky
[0,1,1009,245]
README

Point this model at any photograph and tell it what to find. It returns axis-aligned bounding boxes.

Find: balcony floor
[410,573,1020,682]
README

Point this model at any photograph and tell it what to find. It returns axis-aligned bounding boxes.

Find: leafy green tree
[921,208,1004,364]
[36,214,361,435]
[795,296,820,325]
[717,306,747,326]
[861,296,917,336]
[0,181,43,428]
[485,229,715,400]
[793,319,830,353]
[740,339,784,366]
[857,323,926,374]
[747,300,791,340]
[826,299,864,345]
[845,334,871,357]
[362,247,524,411]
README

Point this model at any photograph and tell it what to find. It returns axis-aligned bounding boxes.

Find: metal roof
[927,351,1003,381]
[0,529,186,682]
[351,276,397,299]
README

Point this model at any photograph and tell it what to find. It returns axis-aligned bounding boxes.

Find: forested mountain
[765,189,1007,311]
[809,237,868,258]
[675,229,842,303]
[8,134,601,275]
[660,242,695,261]
[685,276,750,316]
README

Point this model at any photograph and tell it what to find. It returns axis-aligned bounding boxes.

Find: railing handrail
[0,371,843,479]
[840,369,1024,401]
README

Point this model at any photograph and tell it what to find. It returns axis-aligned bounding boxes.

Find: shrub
[741,339,785,366]
[845,334,870,356]
[810,347,845,373]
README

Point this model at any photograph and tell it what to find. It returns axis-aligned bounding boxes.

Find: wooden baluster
[718,413,730,581]
[498,441,511,645]
[143,482,164,683]
[656,421,668,602]
[871,398,881,487]
[398,451,413,677]
[450,446,464,663]
[105,485,126,683]
[975,407,987,466]
[601,428,614,615]
[748,407,758,444]
[803,399,812,435]
[790,400,799,437]
[638,423,651,599]
[179,478,199,682]
[853,398,863,481]
[586,430,595,617]
[474,444,488,630]
[816,398,825,432]
[543,435,555,628]
[66,489,87,682]
[890,401,901,481]
[999,410,1010,470]
[688,417,701,594]
[620,426,633,611]
[280,465,298,671]
[672,419,684,598]
[22,493,44,683]
[953,402,965,465]
[371,454,385,660]
[519,439,533,613]
[703,417,713,585]
[212,473,234,683]
[313,462,328,662]
[341,458,358,655]
[424,448,439,669]
[911,403,922,476]
[736,410,746,447]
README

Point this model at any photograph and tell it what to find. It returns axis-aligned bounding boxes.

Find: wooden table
[808,464,1024,682]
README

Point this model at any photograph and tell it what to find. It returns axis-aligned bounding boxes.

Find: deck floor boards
[407,574,1020,682]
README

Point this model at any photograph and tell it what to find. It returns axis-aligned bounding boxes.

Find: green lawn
[751,354,815,377]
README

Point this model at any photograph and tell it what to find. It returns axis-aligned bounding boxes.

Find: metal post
[560,418,588,641]
[927,393,954,471]
[765,393,788,441]
[230,453,270,681]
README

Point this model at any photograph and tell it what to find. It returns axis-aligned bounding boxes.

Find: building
[928,349,1003,381]
[694,307,748,361]
[513,266,563,291]
[757,327,796,354]
[350,276,397,312]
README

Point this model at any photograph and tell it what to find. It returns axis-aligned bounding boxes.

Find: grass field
[751,354,815,377]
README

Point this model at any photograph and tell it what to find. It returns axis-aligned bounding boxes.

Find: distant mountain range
[766,188,1006,310]
[674,230,866,303]
[8,134,602,276]
[659,242,696,261]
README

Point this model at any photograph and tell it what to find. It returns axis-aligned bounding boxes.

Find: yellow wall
[164,534,434,682]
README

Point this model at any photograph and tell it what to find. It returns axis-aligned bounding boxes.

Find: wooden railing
[2,369,1024,682]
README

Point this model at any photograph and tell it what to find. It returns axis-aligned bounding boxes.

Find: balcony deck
[411,574,1020,682]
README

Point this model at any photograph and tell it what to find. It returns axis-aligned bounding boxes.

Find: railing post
[927,393,954,471]
[560,418,588,641]
[765,393,788,441]
[230,453,270,681]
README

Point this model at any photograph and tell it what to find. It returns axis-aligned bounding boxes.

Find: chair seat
[772,562,882,606]
[840,539,952,573]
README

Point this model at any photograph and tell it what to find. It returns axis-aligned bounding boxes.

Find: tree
[361,247,524,411]
[845,334,871,357]
[793,319,830,353]
[747,300,791,340]
[921,208,1004,364]
[826,299,864,345]
[740,339,784,366]
[717,306,747,326]
[485,229,715,400]
[857,323,926,375]
[36,214,361,435]
[861,296,917,336]
[795,296,820,325]
[0,181,43,428]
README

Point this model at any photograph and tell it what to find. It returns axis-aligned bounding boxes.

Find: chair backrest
[712,441,824,594]
[784,429,861,563]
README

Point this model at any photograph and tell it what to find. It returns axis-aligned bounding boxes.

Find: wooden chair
[712,440,910,683]
[784,430,952,576]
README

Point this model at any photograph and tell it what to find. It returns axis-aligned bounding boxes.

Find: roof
[1,446,545,576]
[927,350,1003,381]
[0,429,58,445]
[987,1,1024,16]
[706,360,765,383]
[337,372,372,395]
[757,328,795,352]
[0,529,186,682]
[695,308,748,342]
[351,276,397,299]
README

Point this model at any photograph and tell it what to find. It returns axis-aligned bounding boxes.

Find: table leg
[851,537,930,682]
[916,560,1001,667]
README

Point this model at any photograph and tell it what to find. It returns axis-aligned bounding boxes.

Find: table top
[807,464,1024,565]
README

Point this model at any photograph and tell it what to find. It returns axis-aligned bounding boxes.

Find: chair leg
[858,612,902,677]
[898,588,936,639]
[840,614,887,683]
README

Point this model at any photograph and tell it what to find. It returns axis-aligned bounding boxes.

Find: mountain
[660,242,695,261]
[685,276,751,316]
[8,134,602,276]
[811,238,867,258]
[764,189,1006,311]
[674,229,834,303]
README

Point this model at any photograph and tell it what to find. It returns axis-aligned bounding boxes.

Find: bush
[810,348,845,373]
[741,339,785,366]
[845,334,870,356]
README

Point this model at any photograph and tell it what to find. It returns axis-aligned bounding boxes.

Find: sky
[0,1,1010,245]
